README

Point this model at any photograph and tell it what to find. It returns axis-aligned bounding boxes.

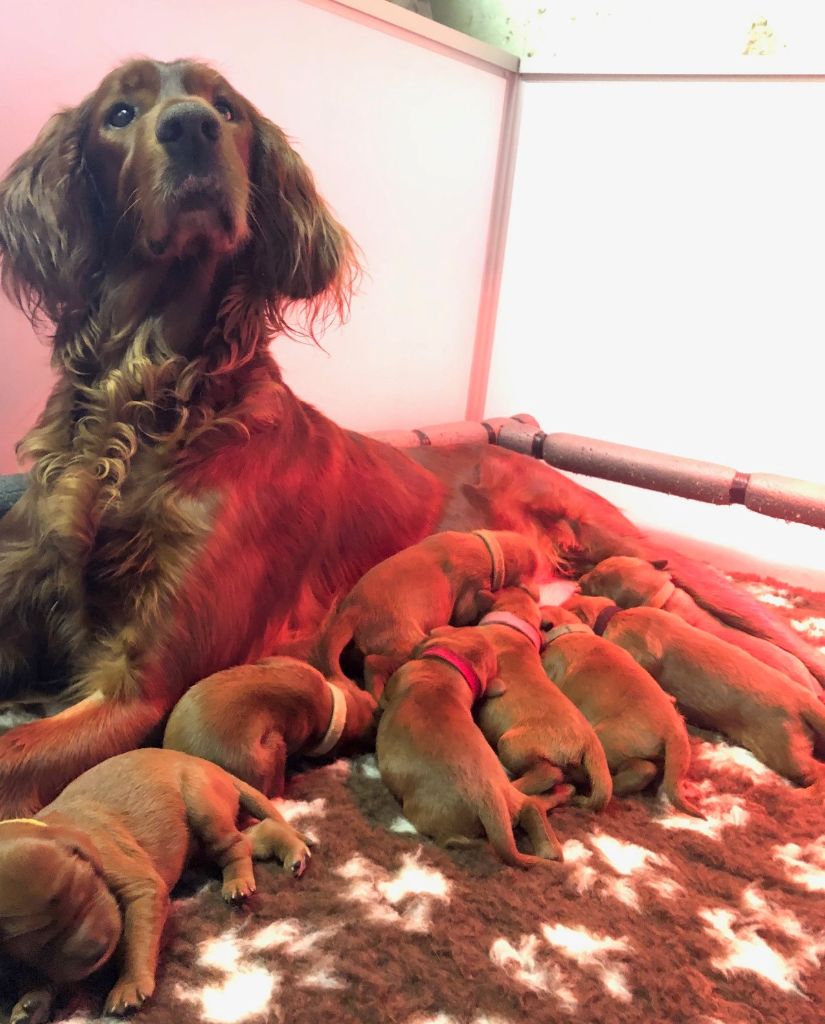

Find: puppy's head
[475,586,542,627]
[416,626,503,696]
[538,605,581,632]
[578,556,670,605]
[0,821,121,983]
[561,594,615,627]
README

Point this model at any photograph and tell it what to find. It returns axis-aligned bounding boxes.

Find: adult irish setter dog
[0,60,820,818]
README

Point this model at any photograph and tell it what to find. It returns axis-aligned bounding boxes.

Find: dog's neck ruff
[421,646,485,701]
[473,530,505,590]
[593,605,621,637]
[645,580,676,609]
[542,623,592,645]
[306,682,348,757]
[0,818,47,828]
[479,611,542,651]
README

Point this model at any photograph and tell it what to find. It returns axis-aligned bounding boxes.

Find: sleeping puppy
[564,594,825,790]
[376,626,567,867]
[316,529,540,699]
[472,588,613,810]
[578,556,821,695]
[539,605,702,816]
[0,749,311,1022]
[164,655,377,795]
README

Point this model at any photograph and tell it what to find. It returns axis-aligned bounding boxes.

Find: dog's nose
[156,101,221,164]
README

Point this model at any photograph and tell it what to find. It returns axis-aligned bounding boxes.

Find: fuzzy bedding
[1,574,824,1024]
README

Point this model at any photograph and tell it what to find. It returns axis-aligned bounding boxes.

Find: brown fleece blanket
[0,573,823,1024]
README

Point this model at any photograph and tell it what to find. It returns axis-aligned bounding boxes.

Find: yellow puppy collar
[306,683,348,758]
[473,530,506,590]
[0,818,47,828]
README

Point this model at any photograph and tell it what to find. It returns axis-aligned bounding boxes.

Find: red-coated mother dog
[0,59,820,818]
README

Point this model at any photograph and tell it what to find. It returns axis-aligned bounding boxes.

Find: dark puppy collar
[593,605,621,636]
[420,646,484,701]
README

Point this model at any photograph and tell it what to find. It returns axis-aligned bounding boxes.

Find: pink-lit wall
[487,78,825,584]
[0,0,510,472]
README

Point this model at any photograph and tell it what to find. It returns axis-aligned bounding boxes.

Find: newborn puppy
[578,556,820,695]
[539,605,702,816]
[473,588,612,810]
[0,749,311,1022]
[376,626,566,867]
[564,593,825,789]
[317,529,540,698]
[164,656,377,795]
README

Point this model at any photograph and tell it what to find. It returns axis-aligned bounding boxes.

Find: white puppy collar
[542,623,593,645]
[306,683,348,757]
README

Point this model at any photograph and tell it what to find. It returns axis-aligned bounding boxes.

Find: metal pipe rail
[367,415,825,530]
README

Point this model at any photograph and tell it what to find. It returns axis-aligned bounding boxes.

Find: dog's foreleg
[0,692,168,816]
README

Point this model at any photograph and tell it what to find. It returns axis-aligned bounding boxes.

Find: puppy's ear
[0,99,100,326]
[650,558,669,571]
[518,581,541,603]
[485,676,507,698]
[248,114,359,333]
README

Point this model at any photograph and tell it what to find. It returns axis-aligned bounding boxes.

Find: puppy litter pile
[1,575,823,1024]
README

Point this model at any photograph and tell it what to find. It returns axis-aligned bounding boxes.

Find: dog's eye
[107,103,137,128]
[214,99,235,122]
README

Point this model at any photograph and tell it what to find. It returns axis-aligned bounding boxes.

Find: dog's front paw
[104,974,155,1016]
[10,989,53,1024]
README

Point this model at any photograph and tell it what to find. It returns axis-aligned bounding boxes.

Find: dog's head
[0,58,356,332]
[0,821,122,983]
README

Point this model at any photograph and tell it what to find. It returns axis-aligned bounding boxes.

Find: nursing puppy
[316,529,539,698]
[163,656,377,795]
[376,626,566,867]
[578,556,820,695]
[472,588,613,810]
[539,605,701,815]
[564,594,825,789]
[0,749,310,1021]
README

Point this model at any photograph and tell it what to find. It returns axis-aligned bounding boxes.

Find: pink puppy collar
[479,611,543,651]
[421,646,485,701]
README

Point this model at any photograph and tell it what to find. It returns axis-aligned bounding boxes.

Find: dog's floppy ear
[0,99,100,326]
[650,558,669,571]
[247,114,359,332]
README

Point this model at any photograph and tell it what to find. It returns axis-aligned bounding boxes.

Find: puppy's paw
[284,839,312,879]
[104,974,155,1016]
[221,872,257,903]
[10,989,53,1024]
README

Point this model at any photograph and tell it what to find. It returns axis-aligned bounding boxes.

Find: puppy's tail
[477,789,555,870]
[661,724,704,818]
[578,737,613,811]
[233,777,282,821]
